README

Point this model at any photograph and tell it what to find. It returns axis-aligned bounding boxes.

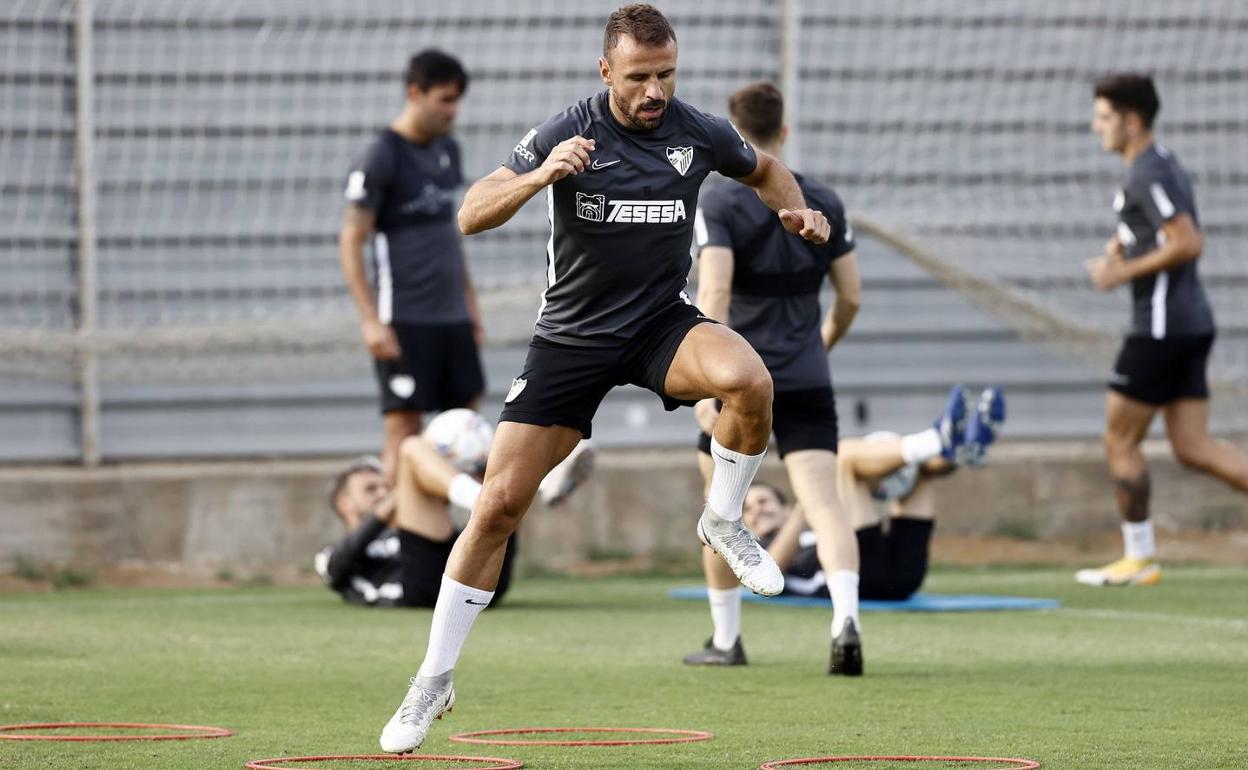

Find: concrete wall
[3,440,1246,577]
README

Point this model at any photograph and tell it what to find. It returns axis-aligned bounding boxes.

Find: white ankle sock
[901,428,943,464]
[708,586,742,650]
[706,436,766,522]
[1122,520,1156,560]
[417,574,493,678]
[829,570,860,637]
[447,473,483,510]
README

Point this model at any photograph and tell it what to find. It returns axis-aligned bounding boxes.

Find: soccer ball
[424,409,494,476]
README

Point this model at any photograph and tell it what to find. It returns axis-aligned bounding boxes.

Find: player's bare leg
[1077,391,1161,586]
[382,411,425,488]
[786,449,862,675]
[665,323,783,596]
[1164,398,1248,491]
[380,422,580,753]
[392,435,482,541]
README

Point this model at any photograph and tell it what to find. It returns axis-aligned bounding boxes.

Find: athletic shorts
[499,302,715,438]
[397,529,515,608]
[375,322,485,414]
[1109,333,1214,406]
[697,385,839,458]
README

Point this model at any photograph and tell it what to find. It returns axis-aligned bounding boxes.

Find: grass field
[2,567,1247,770]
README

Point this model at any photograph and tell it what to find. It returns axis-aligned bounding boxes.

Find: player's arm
[1087,214,1202,291]
[338,204,400,360]
[315,509,391,591]
[822,251,861,351]
[764,503,809,572]
[737,152,830,245]
[457,136,596,235]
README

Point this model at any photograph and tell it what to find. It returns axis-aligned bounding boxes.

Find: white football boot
[379,670,456,754]
[697,507,784,596]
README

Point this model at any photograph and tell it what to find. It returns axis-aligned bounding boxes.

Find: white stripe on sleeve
[1149,182,1177,220]
[374,232,393,325]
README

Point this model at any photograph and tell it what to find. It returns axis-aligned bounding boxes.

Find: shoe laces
[398,677,445,724]
[723,524,762,568]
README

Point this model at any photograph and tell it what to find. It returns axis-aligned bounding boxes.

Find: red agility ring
[0,722,233,742]
[449,726,715,746]
[245,755,522,770]
[759,756,1040,769]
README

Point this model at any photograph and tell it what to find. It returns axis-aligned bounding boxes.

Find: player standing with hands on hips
[378,3,831,754]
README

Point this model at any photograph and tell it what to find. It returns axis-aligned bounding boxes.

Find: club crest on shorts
[389,374,416,399]
[505,377,528,403]
[666,146,693,176]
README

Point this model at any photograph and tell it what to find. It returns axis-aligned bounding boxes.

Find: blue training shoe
[935,384,969,463]
[962,386,1006,467]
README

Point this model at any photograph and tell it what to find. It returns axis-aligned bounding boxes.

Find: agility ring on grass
[0,722,233,741]
[245,755,522,769]
[449,726,715,746]
[759,756,1040,769]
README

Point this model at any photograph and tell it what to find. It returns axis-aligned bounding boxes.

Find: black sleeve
[502,111,574,175]
[343,137,394,211]
[702,112,758,179]
[448,138,465,187]
[1130,170,1194,231]
[693,188,735,254]
[821,191,856,260]
[314,514,389,591]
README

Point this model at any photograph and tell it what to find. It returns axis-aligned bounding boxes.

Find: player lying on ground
[690,80,865,676]
[379,4,833,754]
[316,412,595,608]
[684,385,1004,666]
[1082,73,1248,587]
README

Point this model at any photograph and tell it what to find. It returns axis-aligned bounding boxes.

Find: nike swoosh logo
[590,159,620,170]
[464,599,489,606]
[711,449,737,465]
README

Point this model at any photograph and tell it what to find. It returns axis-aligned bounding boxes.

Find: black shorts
[1109,334,1214,406]
[375,322,485,414]
[397,529,516,608]
[499,301,715,438]
[697,385,839,458]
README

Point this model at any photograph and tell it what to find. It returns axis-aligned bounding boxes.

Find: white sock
[417,574,493,678]
[706,436,766,522]
[901,428,943,464]
[1122,520,1156,560]
[708,586,742,650]
[447,473,482,510]
[829,570,860,637]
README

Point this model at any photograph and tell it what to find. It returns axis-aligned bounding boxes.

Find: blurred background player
[690,386,1004,632]
[1082,74,1248,587]
[338,50,486,487]
[684,81,864,675]
[379,4,834,753]
[315,414,515,608]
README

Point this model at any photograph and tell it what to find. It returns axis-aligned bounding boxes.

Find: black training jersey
[345,129,469,325]
[694,174,855,391]
[503,91,758,346]
[1114,144,1215,339]
[314,517,405,607]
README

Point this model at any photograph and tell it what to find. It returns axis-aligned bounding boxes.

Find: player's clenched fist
[539,136,597,185]
[778,208,831,245]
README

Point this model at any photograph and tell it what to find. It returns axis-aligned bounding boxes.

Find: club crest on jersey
[576,192,606,222]
[666,146,693,176]
[505,377,528,403]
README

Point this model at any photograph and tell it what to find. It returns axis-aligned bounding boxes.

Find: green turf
[2,566,1247,769]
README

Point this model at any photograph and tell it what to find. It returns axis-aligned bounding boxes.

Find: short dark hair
[729,81,784,144]
[405,49,469,95]
[1094,73,1160,129]
[603,3,676,58]
[328,455,383,515]
[751,481,789,507]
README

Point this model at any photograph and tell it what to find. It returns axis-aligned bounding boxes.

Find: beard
[612,90,667,130]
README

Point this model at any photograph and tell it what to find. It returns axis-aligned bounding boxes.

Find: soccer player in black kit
[682,82,866,675]
[339,50,486,488]
[378,5,832,753]
[1080,74,1248,587]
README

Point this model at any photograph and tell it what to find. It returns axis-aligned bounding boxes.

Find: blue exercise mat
[667,586,1059,612]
